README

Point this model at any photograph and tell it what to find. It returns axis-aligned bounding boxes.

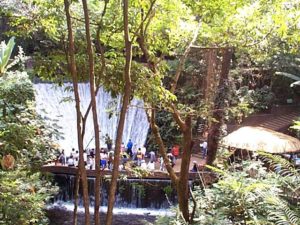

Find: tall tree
[206,48,233,165]
[63,1,90,224]
[105,0,132,224]
[137,13,201,220]
[81,0,101,224]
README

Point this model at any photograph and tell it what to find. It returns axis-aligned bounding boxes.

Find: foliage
[156,157,300,225]
[1,0,300,222]
[228,85,275,123]
[250,86,275,111]
[0,37,15,74]
[0,171,57,225]
[163,185,173,196]
[0,0,65,39]
[0,71,34,108]
[127,164,152,178]
[0,41,58,224]
[146,110,181,152]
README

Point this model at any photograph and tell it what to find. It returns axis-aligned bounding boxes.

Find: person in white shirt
[160,156,164,171]
[119,164,124,171]
[100,149,108,169]
[147,161,155,171]
[67,155,75,167]
[83,150,87,165]
[200,140,208,158]
[108,150,114,170]
[132,144,138,160]
[141,145,146,159]
[140,160,147,170]
[90,156,95,170]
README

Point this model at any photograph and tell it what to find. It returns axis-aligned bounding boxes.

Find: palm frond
[0,37,15,74]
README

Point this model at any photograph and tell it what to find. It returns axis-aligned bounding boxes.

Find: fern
[258,152,300,181]
[156,158,300,225]
[257,152,300,225]
[268,201,300,225]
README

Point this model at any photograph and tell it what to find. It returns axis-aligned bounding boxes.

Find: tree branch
[132,0,157,39]
[170,21,201,94]
[171,104,186,132]
[190,187,197,223]
[149,108,179,183]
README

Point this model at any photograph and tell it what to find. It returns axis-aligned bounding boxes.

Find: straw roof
[222,126,300,154]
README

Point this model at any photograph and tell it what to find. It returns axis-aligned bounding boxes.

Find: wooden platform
[41,165,215,182]
[227,104,300,133]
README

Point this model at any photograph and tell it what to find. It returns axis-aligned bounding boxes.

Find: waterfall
[53,174,177,210]
[34,83,149,154]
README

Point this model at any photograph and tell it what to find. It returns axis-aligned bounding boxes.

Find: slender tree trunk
[149,110,192,222]
[206,48,233,165]
[177,115,193,222]
[81,1,101,224]
[149,111,193,223]
[138,19,200,224]
[149,109,179,183]
[105,0,132,224]
[149,109,194,221]
[73,173,80,225]
[64,1,90,224]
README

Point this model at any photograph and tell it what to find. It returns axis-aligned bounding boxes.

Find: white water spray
[34,83,149,154]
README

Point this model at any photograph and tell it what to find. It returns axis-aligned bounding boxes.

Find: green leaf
[0,37,15,74]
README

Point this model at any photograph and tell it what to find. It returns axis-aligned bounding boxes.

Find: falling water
[34,83,149,154]
[53,174,177,210]
[47,175,176,224]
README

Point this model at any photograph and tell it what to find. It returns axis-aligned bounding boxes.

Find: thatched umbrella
[222,126,300,154]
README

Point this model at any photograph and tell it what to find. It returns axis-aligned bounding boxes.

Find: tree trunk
[177,115,193,222]
[135,11,202,224]
[81,1,101,224]
[204,49,217,102]
[64,1,90,224]
[149,111,193,223]
[105,0,132,224]
[72,172,80,225]
[206,48,233,165]
[138,20,201,223]
[149,109,179,183]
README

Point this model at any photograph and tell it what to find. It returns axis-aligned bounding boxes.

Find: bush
[155,157,300,225]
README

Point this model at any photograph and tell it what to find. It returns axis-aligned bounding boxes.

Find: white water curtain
[34,83,149,155]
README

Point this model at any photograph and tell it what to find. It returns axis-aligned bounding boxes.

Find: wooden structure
[41,165,216,183]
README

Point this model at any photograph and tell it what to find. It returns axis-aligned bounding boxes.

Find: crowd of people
[56,137,208,172]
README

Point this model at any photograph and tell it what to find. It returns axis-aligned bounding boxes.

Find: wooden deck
[41,164,215,183]
[227,104,300,133]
